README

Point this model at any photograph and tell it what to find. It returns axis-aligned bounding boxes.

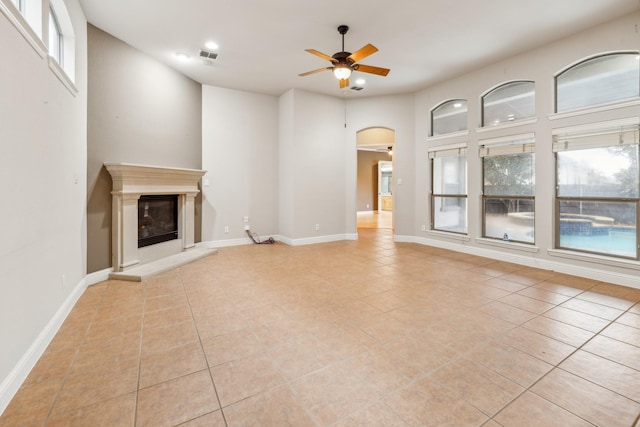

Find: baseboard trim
[85,267,112,286]
[288,233,355,246]
[410,234,640,289]
[0,276,87,415]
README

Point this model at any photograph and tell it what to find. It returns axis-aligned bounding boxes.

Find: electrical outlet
[244,224,250,231]
[421,224,426,231]
[243,216,249,223]
[224,226,229,233]
[315,224,320,231]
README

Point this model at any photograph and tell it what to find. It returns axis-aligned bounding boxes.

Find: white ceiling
[79,0,640,98]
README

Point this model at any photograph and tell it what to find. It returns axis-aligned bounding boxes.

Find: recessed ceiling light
[175,52,190,61]
[355,78,365,85]
[205,41,219,50]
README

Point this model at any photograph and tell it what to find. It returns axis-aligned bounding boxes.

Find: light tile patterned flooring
[2,228,640,426]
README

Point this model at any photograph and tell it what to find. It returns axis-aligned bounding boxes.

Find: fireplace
[105,163,206,274]
[138,195,179,248]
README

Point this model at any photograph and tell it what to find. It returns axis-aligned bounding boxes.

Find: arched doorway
[356,127,395,229]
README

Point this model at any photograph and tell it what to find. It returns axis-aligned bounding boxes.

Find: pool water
[560,228,637,257]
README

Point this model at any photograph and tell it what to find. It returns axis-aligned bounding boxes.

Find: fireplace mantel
[105,163,206,274]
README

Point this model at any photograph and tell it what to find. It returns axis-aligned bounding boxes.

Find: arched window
[431,99,467,136]
[555,52,639,113]
[482,81,535,127]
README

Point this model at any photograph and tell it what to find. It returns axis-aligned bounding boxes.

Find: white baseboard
[85,267,112,286]
[0,276,87,415]
[288,233,356,246]
[405,234,640,289]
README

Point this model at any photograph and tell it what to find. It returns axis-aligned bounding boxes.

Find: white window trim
[476,117,538,133]
[48,0,76,83]
[48,56,78,96]
[548,249,640,270]
[425,230,471,242]
[426,130,469,142]
[548,98,640,121]
[0,0,47,58]
[476,237,540,253]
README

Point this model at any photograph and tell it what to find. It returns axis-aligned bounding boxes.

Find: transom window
[429,144,467,234]
[481,135,536,243]
[431,99,467,136]
[482,81,535,127]
[11,0,25,13]
[48,5,62,65]
[553,123,639,259]
[556,52,640,113]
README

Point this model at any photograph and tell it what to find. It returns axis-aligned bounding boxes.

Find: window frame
[430,99,468,137]
[481,80,536,127]
[480,135,536,244]
[554,51,640,113]
[429,144,468,234]
[553,122,640,260]
[48,4,62,66]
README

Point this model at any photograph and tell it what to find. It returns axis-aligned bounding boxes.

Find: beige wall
[86,25,203,273]
[357,150,389,211]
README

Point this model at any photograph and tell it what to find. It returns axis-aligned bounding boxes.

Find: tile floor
[2,228,640,426]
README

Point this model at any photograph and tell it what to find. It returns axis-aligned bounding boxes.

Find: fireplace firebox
[138,195,178,248]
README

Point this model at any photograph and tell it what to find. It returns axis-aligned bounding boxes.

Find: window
[429,144,467,233]
[554,123,639,259]
[482,81,535,127]
[556,52,640,113]
[481,135,535,243]
[11,0,24,13]
[48,5,62,65]
[431,99,467,136]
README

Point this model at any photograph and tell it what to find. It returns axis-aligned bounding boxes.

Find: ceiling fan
[299,25,390,89]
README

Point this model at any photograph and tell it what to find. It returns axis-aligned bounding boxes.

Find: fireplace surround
[105,163,206,275]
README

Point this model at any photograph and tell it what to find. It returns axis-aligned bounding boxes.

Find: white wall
[281,90,349,243]
[0,0,88,412]
[413,12,640,287]
[201,85,279,245]
[346,94,416,236]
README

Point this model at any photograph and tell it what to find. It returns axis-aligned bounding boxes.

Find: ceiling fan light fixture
[333,64,352,80]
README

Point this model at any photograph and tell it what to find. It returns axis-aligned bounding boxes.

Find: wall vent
[350,86,364,91]
[199,50,218,60]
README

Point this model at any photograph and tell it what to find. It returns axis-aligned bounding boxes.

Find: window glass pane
[559,201,636,258]
[557,146,639,198]
[432,100,467,136]
[432,155,467,194]
[483,153,535,196]
[484,198,535,243]
[556,53,640,112]
[483,81,535,126]
[433,197,467,233]
[49,7,61,64]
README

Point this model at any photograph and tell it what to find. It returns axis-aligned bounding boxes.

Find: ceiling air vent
[199,50,218,60]
[350,86,364,91]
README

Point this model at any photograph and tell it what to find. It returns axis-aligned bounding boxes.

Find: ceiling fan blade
[305,49,338,63]
[354,64,390,76]
[339,78,350,89]
[298,67,331,77]
[347,44,378,63]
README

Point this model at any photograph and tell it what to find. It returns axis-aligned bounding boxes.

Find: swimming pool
[559,228,637,258]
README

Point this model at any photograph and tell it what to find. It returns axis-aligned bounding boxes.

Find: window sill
[547,249,640,270]
[0,0,47,59]
[475,237,539,253]
[424,230,470,242]
[48,56,78,96]
[548,99,640,121]
[476,117,538,133]
[427,130,469,142]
